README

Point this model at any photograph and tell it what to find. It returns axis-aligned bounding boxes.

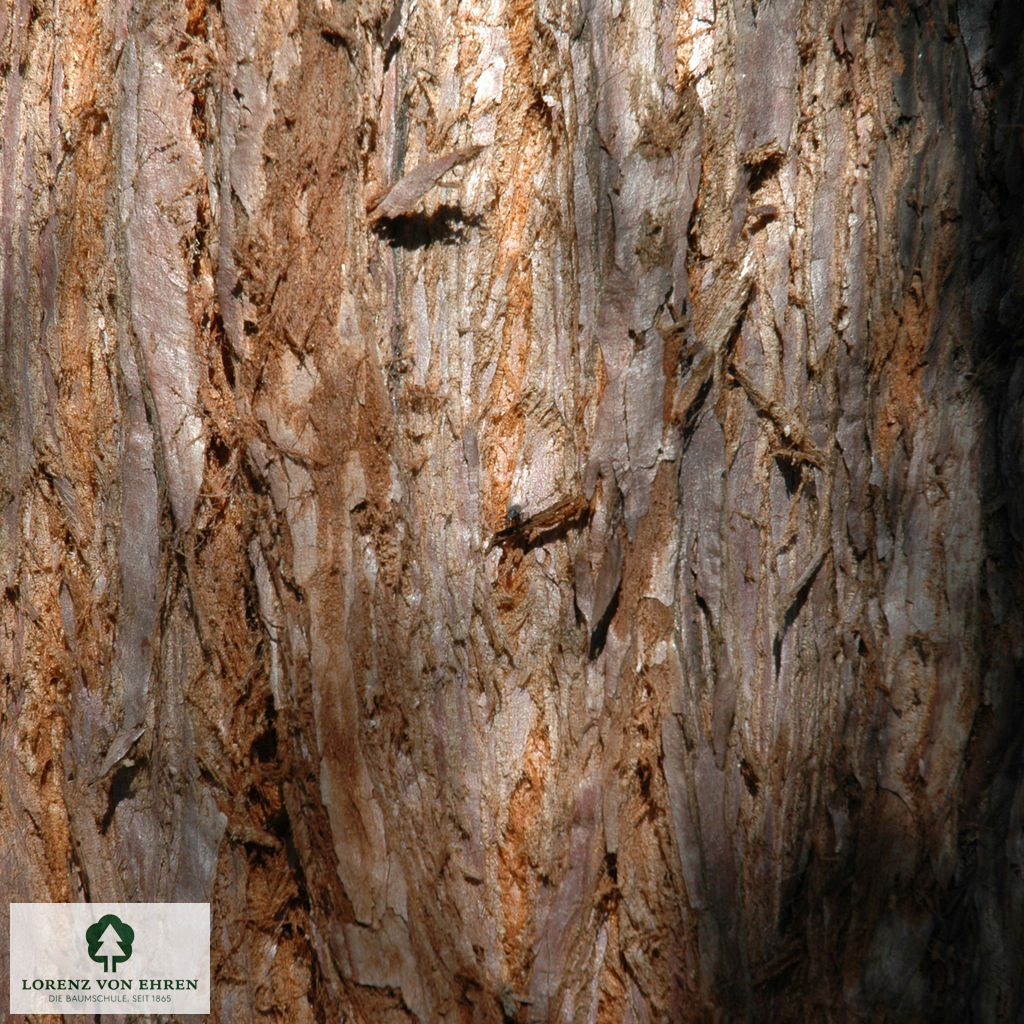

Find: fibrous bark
[2,0,1023,1021]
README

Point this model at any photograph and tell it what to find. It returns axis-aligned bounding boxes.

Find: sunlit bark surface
[2,0,1023,1020]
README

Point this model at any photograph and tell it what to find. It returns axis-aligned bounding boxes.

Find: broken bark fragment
[366,145,484,224]
[489,495,591,551]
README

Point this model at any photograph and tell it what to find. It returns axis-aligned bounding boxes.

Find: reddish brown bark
[2,0,1023,1021]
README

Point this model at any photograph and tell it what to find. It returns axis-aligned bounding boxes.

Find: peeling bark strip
[670,250,755,425]
[489,495,590,550]
[366,145,484,222]
[2,0,1024,1022]
[729,361,826,467]
[690,249,756,354]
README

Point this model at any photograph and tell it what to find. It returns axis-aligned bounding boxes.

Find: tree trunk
[2,0,1023,1021]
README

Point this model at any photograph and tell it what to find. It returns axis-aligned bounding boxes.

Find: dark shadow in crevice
[100,762,142,835]
[372,205,483,249]
[588,578,621,660]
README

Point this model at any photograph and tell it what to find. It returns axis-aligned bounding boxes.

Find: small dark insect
[505,504,523,527]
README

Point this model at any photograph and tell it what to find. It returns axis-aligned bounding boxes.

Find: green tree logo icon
[85,915,135,972]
